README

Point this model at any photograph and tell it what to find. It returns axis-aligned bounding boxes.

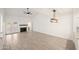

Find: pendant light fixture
[50,9,58,23]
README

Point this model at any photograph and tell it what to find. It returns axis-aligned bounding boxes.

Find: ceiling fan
[24,8,32,15]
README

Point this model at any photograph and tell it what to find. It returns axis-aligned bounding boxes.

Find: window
[0,16,3,32]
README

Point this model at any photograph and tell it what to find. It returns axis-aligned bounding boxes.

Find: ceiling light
[50,9,58,23]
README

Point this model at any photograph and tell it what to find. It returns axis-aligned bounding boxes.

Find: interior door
[12,22,19,33]
[6,22,12,34]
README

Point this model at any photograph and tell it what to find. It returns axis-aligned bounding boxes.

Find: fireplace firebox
[20,27,27,32]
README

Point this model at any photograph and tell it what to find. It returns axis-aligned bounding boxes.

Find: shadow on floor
[66,40,76,50]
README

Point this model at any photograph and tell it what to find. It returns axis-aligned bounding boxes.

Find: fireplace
[19,24,28,32]
[20,27,27,32]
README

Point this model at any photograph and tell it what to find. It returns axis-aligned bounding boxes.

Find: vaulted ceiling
[3,8,79,17]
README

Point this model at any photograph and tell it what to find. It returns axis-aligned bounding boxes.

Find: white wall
[72,9,79,49]
[5,8,32,34]
[73,9,79,33]
[32,8,73,40]
[5,16,31,34]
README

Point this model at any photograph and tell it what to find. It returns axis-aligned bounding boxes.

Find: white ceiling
[32,8,72,17]
[4,8,79,17]
[5,8,27,17]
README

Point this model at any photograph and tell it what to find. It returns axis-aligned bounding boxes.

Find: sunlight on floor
[6,34,18,45]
